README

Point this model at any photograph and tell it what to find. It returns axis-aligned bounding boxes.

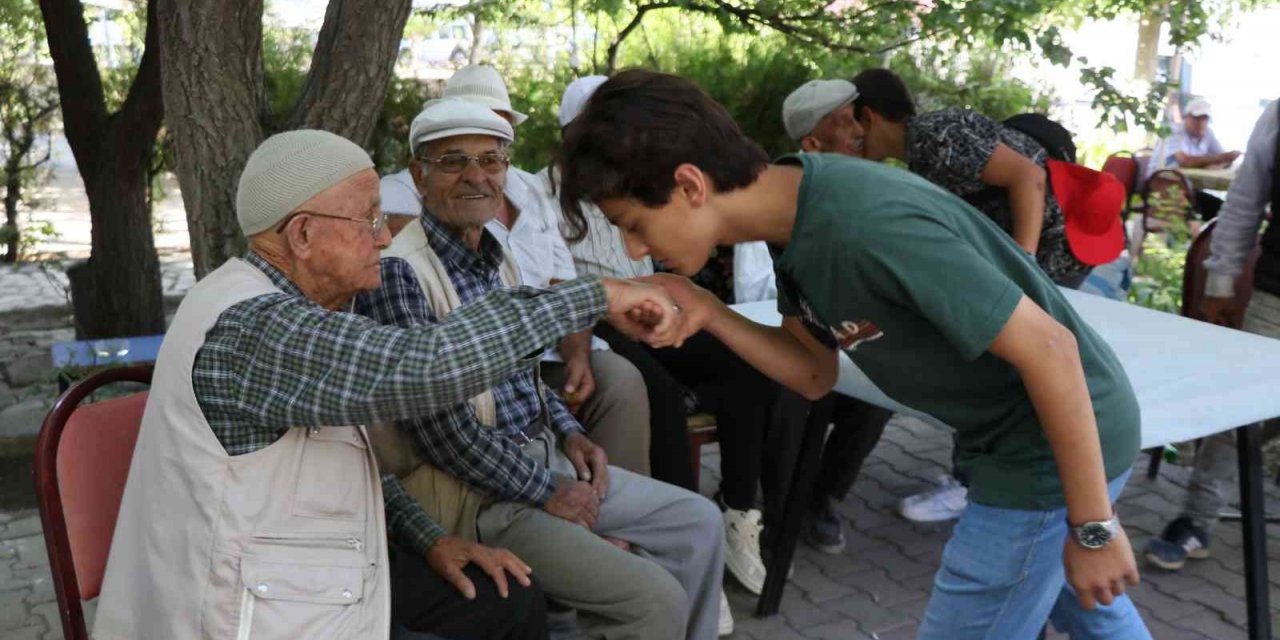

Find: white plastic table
[733,289,1280,637]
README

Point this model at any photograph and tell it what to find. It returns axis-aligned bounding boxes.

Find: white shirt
[1204,100,1278,297]
[1147,124,1226,179]
[732,241,778,304]
[534,167,655,280]
[488,167,609,354]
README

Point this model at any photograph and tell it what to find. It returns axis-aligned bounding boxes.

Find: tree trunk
[1133,5,1165,82]
[163,0,413,278]
[3,166,19,263]
[468,13,484,64]
[157,0,265,277]
[38,0,165,338]
[287,0,414,144]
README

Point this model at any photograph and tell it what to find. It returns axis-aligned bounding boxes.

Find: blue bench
[51,335,165,391]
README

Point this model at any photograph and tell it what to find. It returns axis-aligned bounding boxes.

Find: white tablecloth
[732,288,1280,450]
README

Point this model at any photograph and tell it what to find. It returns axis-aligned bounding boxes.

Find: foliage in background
[1128,188,1195,313]
[1,0,60,263]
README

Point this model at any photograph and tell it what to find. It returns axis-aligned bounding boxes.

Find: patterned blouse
[905,109,1090,285]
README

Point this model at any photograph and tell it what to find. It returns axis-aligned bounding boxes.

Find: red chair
[34,365,153,640]
[1101,151,1141,219]
[1146,219,1260,479]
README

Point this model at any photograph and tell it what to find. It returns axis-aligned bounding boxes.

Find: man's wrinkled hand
[635,273,721,347]
[543,476,600,529]
[562,431,610,499]
[1063,524,1140,609]
[600,278,683,346]
[425,535,533,600]
[1203,295,1246,328]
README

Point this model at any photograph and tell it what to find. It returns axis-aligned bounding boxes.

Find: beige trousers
[541,350,651,476]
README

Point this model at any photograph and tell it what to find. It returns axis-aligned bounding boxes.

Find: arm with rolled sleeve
[1203,101,1278,298]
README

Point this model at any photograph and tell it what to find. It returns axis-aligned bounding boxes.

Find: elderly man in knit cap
[355,99,725,640]
[93,129,684,640]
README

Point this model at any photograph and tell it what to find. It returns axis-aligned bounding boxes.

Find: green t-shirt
[773,153,1140,511]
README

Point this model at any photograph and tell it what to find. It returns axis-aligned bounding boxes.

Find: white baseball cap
[559,75,609,127]
[408,98,515,152]
[782,79,859,141]
[444,64,528,125]
[1185,98,1212,118]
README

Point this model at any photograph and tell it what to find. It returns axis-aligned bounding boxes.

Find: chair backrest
[1101,152,1140,197]
[1180,218,1262,325]
[34,364,153,640]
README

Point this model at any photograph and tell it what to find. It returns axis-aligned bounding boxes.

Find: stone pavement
[2,414,1278,638]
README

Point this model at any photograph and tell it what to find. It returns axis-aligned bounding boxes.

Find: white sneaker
[718,590,734,636]
[723,508,767,595]
[898,475,968,522]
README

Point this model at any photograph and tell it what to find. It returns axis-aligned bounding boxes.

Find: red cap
[1047,159,1126,266]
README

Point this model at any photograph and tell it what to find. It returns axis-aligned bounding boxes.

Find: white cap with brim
[380,169,423,217]
[408,99,515,152]
[559,75,609,127]
[444,64,529,125]
[782,79,859,141]
[236,129,374,236]
[1185,98,1213,118]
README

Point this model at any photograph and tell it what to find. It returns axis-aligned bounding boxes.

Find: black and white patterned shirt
[906,109,1090,284]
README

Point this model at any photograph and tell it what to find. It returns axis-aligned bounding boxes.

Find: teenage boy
[556,69,1149,639]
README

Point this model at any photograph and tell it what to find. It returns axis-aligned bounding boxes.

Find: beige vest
[369,221,527,541]
[93,259,390,640]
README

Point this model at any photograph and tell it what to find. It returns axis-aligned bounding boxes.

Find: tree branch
[36,0,108,175]
[109,0,165,165]
[605,2,680,75]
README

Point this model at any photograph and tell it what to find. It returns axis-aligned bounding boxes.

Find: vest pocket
[234,553,365,639]
[292,427,370,521]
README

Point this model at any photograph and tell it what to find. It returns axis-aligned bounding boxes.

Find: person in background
[1146,97,1241,221]
[773,78,896,552]
[1144,99,1280,570]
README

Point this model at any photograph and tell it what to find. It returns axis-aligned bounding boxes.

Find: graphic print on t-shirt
[796,290,883,352]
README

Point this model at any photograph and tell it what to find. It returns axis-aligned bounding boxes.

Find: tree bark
[1133,5,1165,82]
[163,0,413,278]
[38,0,165,338]
[287,0,414,144]
[157,0,265,277]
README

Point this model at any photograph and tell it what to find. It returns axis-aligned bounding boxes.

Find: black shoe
[804,495,846,554]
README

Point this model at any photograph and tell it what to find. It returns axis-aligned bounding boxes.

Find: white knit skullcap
[236,129,374,236]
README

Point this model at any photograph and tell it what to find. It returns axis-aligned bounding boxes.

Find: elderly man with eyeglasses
[93,129,685,640]
[354,99,725,640]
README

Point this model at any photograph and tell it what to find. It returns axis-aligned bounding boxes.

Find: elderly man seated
[1148,97,1242,221]
[354,99,725,640]
[92,129,681,640]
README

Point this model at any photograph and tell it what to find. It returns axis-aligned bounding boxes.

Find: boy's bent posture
[557,69,1150,639]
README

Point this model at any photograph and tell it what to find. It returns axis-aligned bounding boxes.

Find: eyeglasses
[417,151,510,174]
[275,209,387,237]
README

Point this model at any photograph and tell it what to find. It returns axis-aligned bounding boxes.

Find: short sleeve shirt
[906,109,1090,285]
[772,153,1141,510]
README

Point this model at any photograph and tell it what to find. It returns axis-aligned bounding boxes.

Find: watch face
[1079,522,1113,549]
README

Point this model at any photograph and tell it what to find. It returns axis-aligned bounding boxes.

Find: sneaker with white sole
[718,590,734,636]
[898,474,968,522]
[723,508,767,595]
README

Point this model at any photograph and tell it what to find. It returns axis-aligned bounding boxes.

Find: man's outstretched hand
[634,273,723,347]
[601,277,685,346]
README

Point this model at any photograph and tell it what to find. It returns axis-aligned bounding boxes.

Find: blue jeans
[919,470,1150,640]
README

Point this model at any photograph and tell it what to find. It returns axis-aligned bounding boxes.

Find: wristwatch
[1070,516,1120,550]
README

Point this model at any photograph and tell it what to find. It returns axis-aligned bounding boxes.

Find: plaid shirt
[192,251,606,556]
[353,218,588,536]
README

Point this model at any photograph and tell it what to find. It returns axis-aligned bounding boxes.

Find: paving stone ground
[2,414,1278,638]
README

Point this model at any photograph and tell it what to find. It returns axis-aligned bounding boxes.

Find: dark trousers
[391,545,548,640]
[812,395,894,503]
[596,325,786,509]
